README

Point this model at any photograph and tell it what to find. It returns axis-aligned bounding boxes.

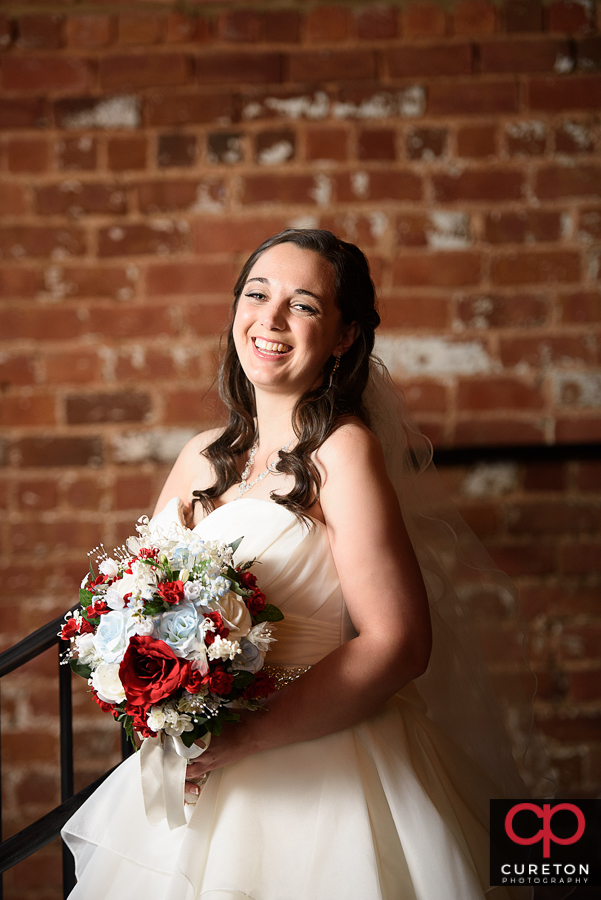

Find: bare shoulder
[179,427,223,462]
[153,426,223,515]
[315,416,398,535]
[314,417,384,486]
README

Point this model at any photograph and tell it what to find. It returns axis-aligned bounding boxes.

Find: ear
[334,321,359,357]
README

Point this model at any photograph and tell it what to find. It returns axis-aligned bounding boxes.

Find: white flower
[90,663,126,704]
[105,587,125,610]
[207,635,240,662]
[105,562,157,610]
[247,621,277,652]
[214,592,251,640]
[191,650,209,677]
[163,706,194,737]
[232,636,265,673]
[158,602,202,659]
[99,558,119,579]
[75,632,103,667]
[80,573,90,590]
[133,615,157,636]
[126,535,143,555]
[93,609,136,664]
[184,581,202,602]
[147,702,194,736]
[147,705,166,732]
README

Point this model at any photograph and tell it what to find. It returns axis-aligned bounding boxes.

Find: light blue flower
[210,576,231,598]
[93,610,136,665]
[170,544,189,568]
[170,536,206,570]
[157,602,201,659]
[231,637,264,673]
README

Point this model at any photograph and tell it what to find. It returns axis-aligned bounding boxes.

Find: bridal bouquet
[61,514,283,750]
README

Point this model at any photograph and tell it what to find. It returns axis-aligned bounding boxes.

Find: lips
[252,337,292,355]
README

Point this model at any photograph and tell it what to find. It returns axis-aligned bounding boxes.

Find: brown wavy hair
[192,229,380,522]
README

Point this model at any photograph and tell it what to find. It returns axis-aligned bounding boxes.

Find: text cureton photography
[490,800,601,887]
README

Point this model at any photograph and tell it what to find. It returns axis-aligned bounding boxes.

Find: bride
[62,229,533,899]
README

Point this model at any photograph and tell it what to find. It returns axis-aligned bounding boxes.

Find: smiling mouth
[253,337,292,355]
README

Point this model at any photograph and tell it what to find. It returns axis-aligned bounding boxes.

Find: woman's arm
[186,422,431,782]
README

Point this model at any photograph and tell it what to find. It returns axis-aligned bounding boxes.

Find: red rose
[203,611,229,646]
[207,666,234,696]
[61,618,79,639]
[88,574,109,590]
[243,671,276,700]
[124,700,154,736]
[92,690,115,714]
[239,572,257,590]
[87,599,110,617]
[61,616,94,639]
[119,635,188,707]
[247,590,266,616]
[184,665,205,694]
[138,548,158,561]
[157,580,185,605]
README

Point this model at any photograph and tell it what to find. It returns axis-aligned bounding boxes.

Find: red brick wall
[0,0,600,894]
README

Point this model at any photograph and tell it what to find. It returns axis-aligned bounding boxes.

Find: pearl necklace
[236,439,294,500]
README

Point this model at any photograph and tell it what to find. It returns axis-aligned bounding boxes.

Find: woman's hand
[184,715,262,799]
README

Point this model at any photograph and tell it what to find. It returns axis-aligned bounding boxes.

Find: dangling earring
[329,354,341,387]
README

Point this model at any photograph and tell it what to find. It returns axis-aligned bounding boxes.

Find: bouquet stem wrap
[140,732,211,830]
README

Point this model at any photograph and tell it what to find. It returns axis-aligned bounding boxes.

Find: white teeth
[254,338,291,353]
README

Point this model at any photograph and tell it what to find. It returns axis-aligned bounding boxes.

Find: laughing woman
[63,229,534,900]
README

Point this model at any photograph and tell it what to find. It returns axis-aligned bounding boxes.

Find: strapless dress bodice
[151,497,355,667]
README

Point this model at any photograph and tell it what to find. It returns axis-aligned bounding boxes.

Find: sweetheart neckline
[162,496,326,532]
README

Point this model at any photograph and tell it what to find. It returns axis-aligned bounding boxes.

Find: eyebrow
[245,277,322,303]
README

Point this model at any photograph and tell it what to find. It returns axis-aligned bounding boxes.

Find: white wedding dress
[62,496,522,900]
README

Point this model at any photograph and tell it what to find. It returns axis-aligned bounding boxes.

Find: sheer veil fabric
[365,357,553,799]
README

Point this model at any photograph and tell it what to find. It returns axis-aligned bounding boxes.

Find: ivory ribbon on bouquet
[140,732,211,830]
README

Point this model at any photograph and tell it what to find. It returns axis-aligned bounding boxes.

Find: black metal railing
[0,608,132,899]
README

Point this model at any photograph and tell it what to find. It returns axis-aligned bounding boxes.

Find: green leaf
[180,721,208,748]
[253,603,284,624]
[226,567,246,595]
[144,599,167,615]
[88,558,96,579]
[121,716,137,752]
[79,588,93,607]
[206,718,223,737]
[69,658,91,679]
[228,536,244,555]
[232,670,254,689]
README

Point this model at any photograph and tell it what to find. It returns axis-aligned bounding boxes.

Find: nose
[260,299,287,332]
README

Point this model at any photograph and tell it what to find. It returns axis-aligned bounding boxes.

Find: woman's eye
[292,302,316,314]
[245,291,267,301]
